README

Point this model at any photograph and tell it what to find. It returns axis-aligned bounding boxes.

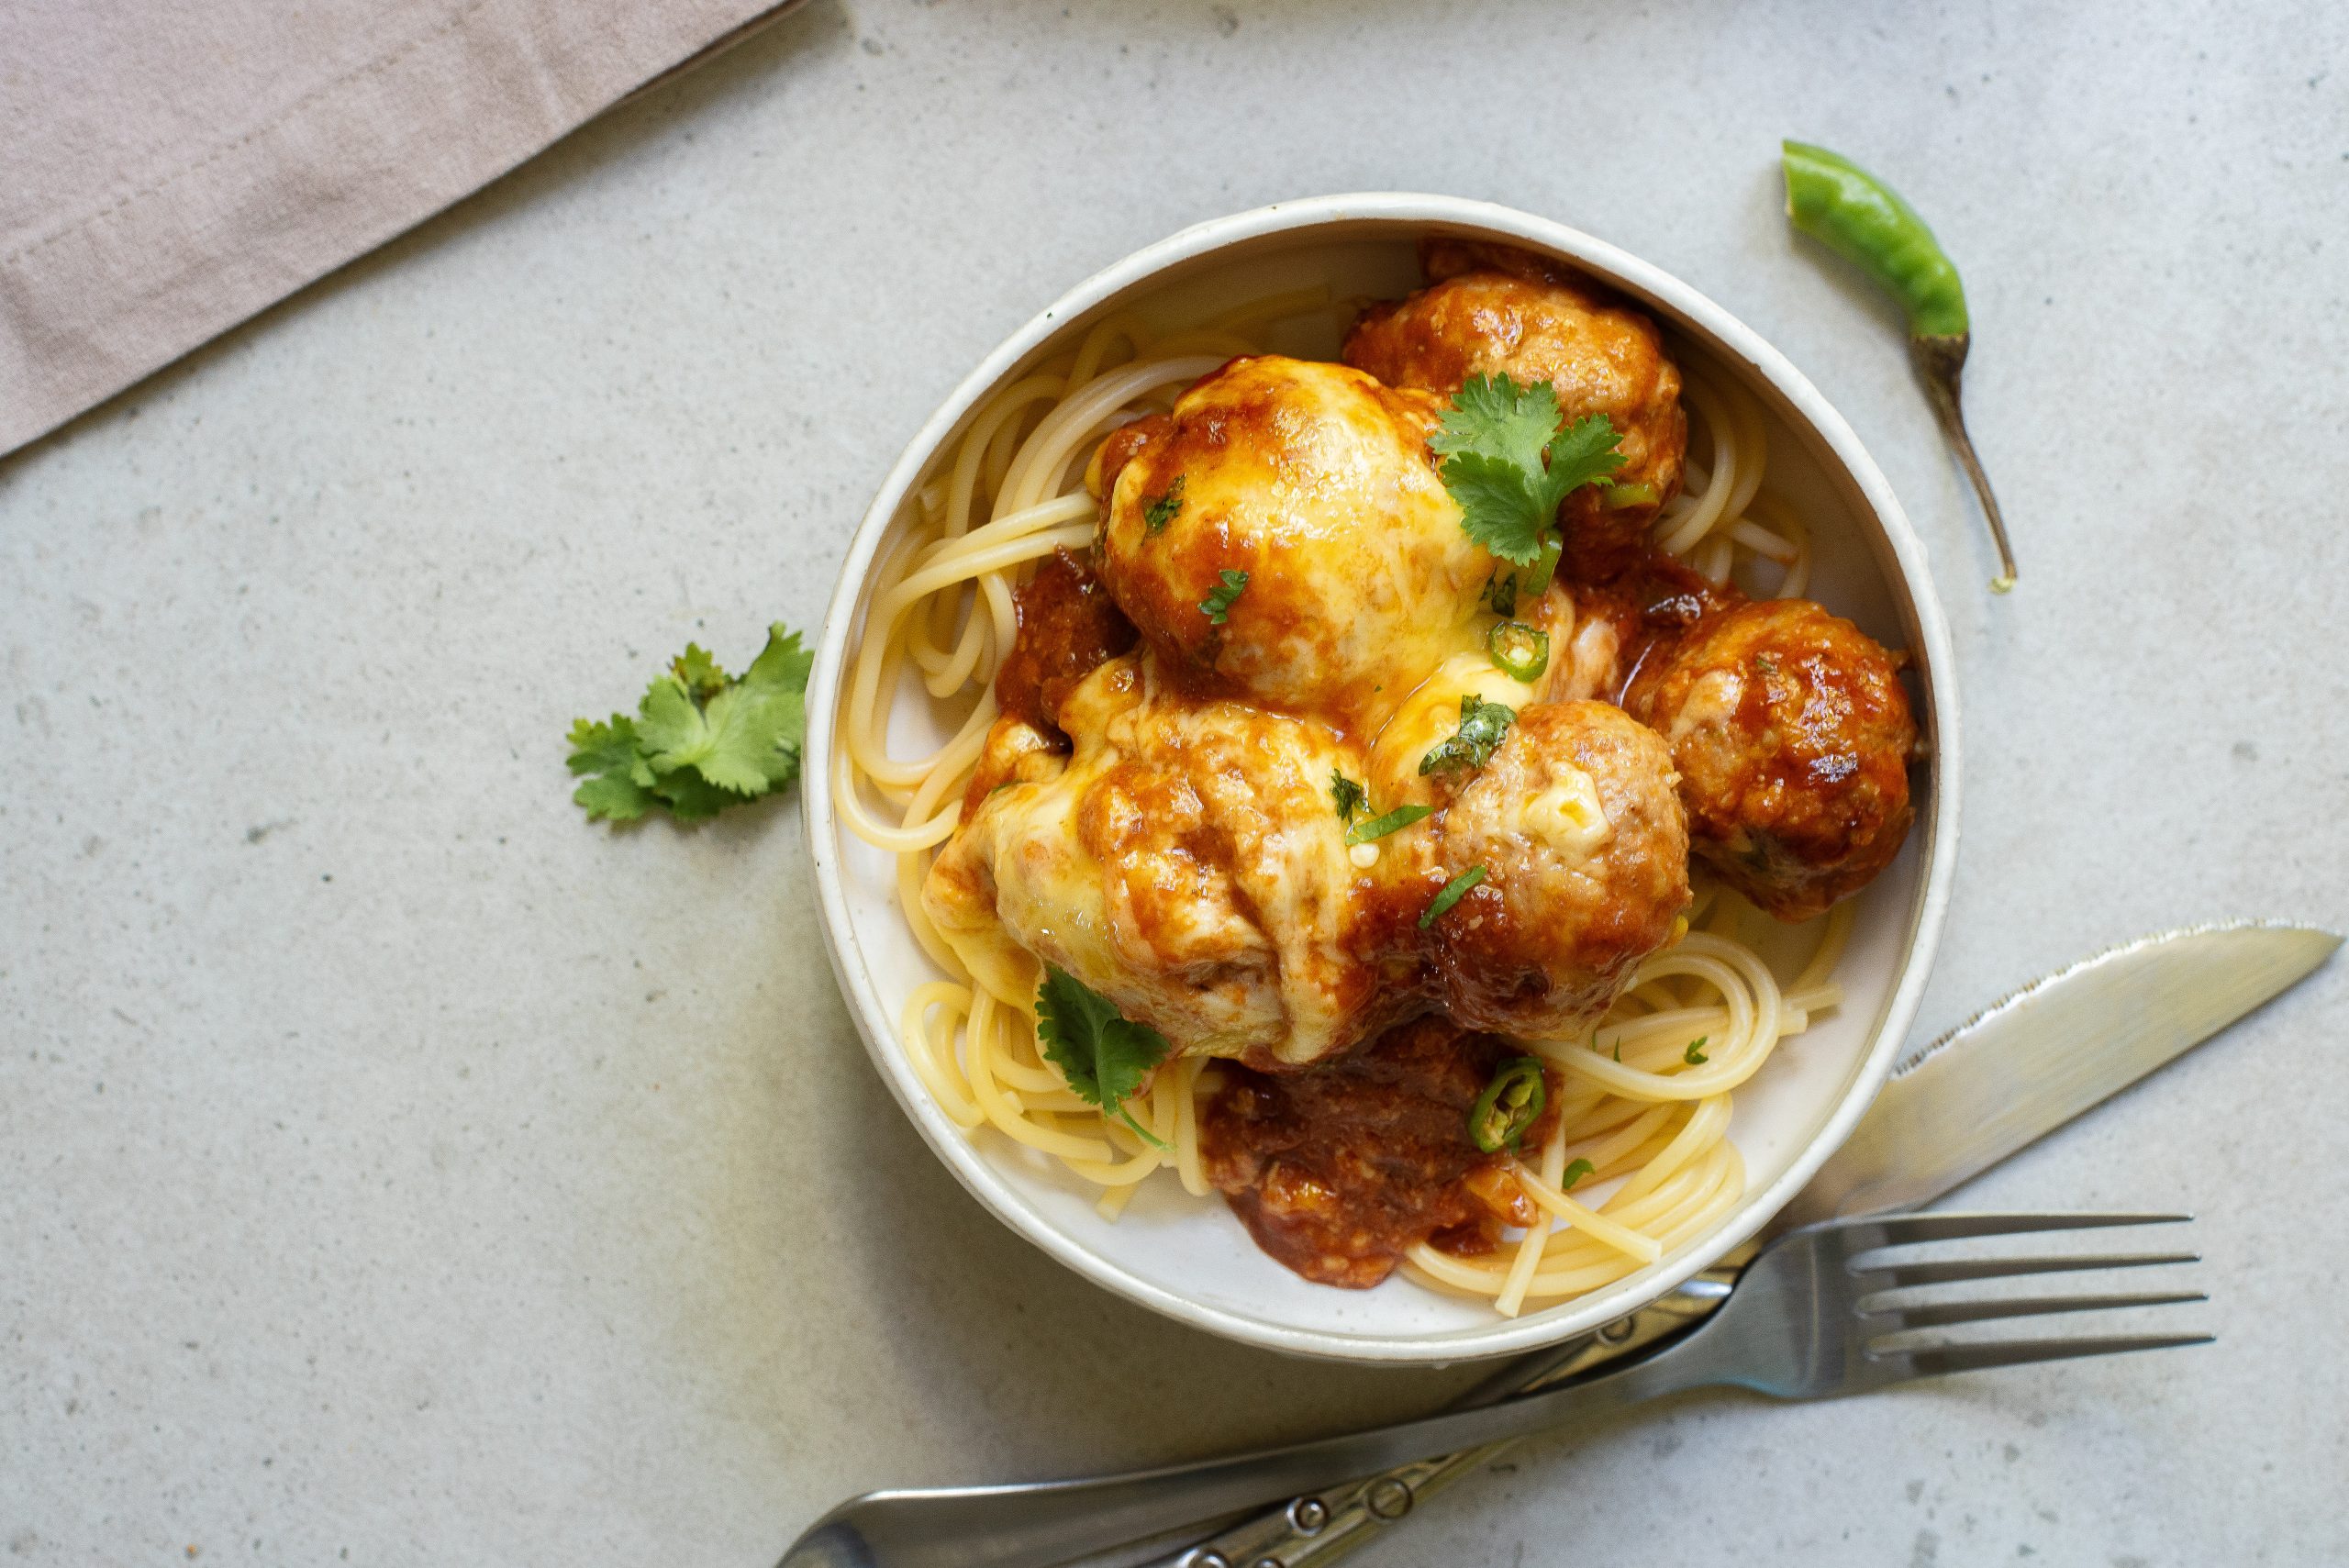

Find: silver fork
[779,1213,2208,1568]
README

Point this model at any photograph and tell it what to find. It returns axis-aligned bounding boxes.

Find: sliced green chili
[1468,1056,1547,1153]
[1486,620,1551,683]
[1560,1156,1596,1190]
[1782,139,2015,592]
[1419,864,1487,929]
[1599,482,1658,511]
[1343,802,1432,846]
[1520,534,1564,598]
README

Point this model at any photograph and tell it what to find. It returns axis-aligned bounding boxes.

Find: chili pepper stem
[1910,332,2019,593]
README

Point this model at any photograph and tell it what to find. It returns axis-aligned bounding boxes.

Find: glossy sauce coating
[993,546,1137,733]
[1626,597,1917,921]
[1199,1015,1557,1287]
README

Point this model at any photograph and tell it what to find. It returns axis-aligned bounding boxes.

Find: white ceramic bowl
[804,194,1959,1363]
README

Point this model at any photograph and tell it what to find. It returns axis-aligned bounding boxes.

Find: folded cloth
[0,0,792,458]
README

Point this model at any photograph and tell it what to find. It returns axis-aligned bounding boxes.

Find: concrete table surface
[6,2,2346,1562]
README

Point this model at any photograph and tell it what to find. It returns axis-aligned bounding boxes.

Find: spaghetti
[836,288,1850,1313]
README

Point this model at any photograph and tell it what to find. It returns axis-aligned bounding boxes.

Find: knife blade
[1778,919,2342,1227]
[1155,919,2338,1568]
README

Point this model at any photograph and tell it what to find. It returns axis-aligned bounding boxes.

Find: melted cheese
[1364,650,1536,808]
[924,655,1386,1066]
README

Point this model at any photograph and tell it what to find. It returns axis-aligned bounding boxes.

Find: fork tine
[1896,1333,2214,1377]
[1871,1291,2208,1330]
[1834,1212,2191,1251]
[1864,1251,2198,1289]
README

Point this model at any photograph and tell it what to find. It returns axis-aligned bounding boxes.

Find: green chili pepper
[1468,1056,1547,1153]
[1560,1156,1596,1190]
[1599,482,1657,511]
[1343,802,1432,846]
[1781,139,2017,594]
[1419,864,1487,929]
[1486,619,1551,683]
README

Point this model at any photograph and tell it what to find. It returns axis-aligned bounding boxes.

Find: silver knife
[1153,919,2339,1568]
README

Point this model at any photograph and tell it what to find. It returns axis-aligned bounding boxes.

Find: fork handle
[778,1346,1707,1568]
[1154,1269,1742,1568]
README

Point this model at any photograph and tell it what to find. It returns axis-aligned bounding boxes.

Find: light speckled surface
[4,3,2345,1563]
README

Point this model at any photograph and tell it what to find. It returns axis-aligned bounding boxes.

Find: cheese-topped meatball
[1626,599,1917,922]
[1343,240,1687,580]
[1424,701,1690,1039]
[1097,355,1490,734]
[925,653,1412,1068]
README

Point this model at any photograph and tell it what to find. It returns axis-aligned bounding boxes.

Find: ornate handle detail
[1153,1259,1746,1568]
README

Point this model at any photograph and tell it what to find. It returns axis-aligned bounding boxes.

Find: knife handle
[1150,1256,1747,1568]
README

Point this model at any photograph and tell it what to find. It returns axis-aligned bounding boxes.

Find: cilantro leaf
[565,623,812,827]
[1543,414,1633,501]
[1034,965,1173,1145]
[1330,771,1368,825]
[671,644,729,701]
[1431,374,1564,467]
[1198,568,1250,625]
[1419,694,1518,776]
[1432,373,1628,566]
[1684,1035,1710,1065]
[1143,475,1186,535]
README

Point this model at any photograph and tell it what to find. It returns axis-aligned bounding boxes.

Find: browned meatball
[1343,239,1687,580]
[1626,599,1918,922]
[1424,701,1690,1039]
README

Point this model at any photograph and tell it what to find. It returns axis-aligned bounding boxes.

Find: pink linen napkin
[0,0,792,458]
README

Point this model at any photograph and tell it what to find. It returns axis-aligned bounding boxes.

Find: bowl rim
[802,192,1961,1362]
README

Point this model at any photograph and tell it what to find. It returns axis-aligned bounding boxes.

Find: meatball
[1625,598,1918,922]
[1424,701,1691,1039]
[925,653,1411,1068]
[1096,355,1489,734]
[1343,239,1687,580]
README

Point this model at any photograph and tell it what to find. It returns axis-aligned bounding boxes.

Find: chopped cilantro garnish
[1330,771,1368,825]
[1481,571,1520,618]
[567,625,811,824]
[1684,1036,1710,1065]
[1419,865,1488,929]
[1035,965,1173,1145]
[1143,475,1186,535]
[1343,802,1433,847]
[1419,694,1518,776]
[1431,373,1627,567]
[1198,568,1249,625]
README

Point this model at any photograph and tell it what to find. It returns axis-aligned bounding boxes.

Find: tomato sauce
[1198,1015,1560,1288]
[993,547,1137,733]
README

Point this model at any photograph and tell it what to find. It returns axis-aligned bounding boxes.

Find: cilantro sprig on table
[566,625,812,824]
[1035,966,1173,1145]
[1431,374,1627,575]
